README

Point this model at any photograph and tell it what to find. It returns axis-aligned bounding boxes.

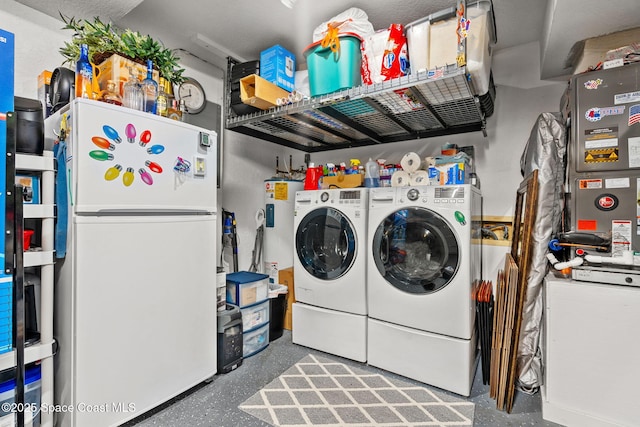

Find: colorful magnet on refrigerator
[125,123,137,143]
[89,150,114,161]
[139,168,153,185]
[104,164,122,181]
[145,160,163,173]
[123,167,135,187]
[147,144,165,155]
[102,125,122,143]
[92,136,115,151]
[139,130,152,146]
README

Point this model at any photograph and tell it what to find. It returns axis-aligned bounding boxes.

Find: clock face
[178,78,206,114]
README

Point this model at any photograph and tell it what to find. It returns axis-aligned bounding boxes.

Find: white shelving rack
[0,152,56,427]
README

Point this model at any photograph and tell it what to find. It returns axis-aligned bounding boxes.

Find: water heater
[263,179,303,284]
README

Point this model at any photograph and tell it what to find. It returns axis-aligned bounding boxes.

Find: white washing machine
[292,188,368,362]
[366,184,481,396]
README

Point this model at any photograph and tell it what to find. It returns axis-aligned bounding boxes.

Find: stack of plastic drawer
[226,271,270,357]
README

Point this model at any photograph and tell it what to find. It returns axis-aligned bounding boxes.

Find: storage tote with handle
[303,34,362,97]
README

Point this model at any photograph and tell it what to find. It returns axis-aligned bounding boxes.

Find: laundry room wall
[304,41,566,281]
[2,0,568,283]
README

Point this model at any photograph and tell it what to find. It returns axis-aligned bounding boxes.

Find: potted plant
[58,14,185,86]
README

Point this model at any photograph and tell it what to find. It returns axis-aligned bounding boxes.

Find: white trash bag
[312,7,375,47]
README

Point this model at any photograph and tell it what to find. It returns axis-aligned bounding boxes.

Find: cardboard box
[321,173,363,189]
[428,162,466,185]
[260,44,295,92]
[571,27,640,74]
[240,74,290,110]
[37,70,52,118]
[95,54,159,95]
[278,267,295,331]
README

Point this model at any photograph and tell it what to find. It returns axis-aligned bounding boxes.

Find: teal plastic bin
[304,33,362,97]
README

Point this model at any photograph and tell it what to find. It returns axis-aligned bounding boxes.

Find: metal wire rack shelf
[225,64,494,152]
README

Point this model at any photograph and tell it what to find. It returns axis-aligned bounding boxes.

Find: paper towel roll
[400,152,422,173]
[410,170,430,186]
[391,170,411,187]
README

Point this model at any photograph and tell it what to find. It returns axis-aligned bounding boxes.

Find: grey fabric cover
[517,112,566,393]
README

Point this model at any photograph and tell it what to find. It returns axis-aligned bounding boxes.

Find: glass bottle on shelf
[167,99,182,121]
[122,67,143,111]
[156,77,168,117]
[99,79,123,106]
[75,44,93,99]
[179,99,187,122]
[141,60,158,114]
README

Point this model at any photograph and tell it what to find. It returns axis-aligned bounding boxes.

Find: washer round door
[372,207,459,294]
[296,207,357,280]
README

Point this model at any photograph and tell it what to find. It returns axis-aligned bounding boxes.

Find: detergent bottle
[304,162,319,190]
[365,158,380,188]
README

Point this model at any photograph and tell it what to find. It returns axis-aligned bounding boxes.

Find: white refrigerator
[45,98,217,427]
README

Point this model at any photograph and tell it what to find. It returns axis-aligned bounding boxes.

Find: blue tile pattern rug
[239,354,475,426]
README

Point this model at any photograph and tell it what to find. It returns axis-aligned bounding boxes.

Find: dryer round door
[372,207,459,294]
[296,207,357,280]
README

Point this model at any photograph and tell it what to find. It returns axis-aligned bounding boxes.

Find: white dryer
[292,188,368,362]
[366,184,481,396]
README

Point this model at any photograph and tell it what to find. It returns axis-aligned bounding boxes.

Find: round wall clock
[178,77,206,114]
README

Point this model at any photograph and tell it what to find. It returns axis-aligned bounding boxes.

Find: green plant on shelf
[58,14,185,86]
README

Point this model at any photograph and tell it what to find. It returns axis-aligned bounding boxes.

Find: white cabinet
[542,274,640,427]
[0,152,56,427]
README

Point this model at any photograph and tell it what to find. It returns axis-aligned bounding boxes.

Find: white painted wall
[221,42,566,281]
[2,0,567,282]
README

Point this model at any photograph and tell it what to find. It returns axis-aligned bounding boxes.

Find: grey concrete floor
[125,330,562,427]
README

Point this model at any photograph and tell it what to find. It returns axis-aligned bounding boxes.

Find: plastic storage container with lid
[303,34,362,97]
[226,271,269,308]
[428,0,494,95]
[405,16,431,74]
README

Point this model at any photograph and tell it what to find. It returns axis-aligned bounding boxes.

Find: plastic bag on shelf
[361,24,409,85]
[312,7,375,52]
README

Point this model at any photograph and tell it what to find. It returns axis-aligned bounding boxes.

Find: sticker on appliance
[584,148,619,163]
[636,178,640,232]
[629,137,640,168]
[585,106,625,122]
[614,90,640,104]
[605,177,630,188]
[578,178,603,189]
[629,104,640,126]
[274,182,289,200]
[637,177,640,233]
[584,78,603,90]
[611,219,632,256]
[583,126,618,149]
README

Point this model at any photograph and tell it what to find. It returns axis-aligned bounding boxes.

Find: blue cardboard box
[260,45,295,92]
[428,162,466,185]
[0,29,15,298]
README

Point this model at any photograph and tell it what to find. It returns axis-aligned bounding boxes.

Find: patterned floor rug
[239,354,475,427]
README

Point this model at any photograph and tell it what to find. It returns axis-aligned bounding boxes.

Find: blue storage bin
[304,34,362,97]
[226,271,269,308]
[240,299,270,333]
[243,322,269,358]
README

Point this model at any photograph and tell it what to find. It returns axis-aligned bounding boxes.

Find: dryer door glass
[296,207,357,280]
[372,207,459,294]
